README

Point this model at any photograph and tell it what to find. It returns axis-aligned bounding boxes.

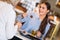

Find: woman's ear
[47,10,49,13]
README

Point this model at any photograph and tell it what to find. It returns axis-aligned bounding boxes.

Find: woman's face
[39,3,49,16]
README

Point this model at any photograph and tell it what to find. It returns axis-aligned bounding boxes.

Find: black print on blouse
[30,15,33,18]
[22,22,25,25]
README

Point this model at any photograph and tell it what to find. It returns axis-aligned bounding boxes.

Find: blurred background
[0,0,60,40]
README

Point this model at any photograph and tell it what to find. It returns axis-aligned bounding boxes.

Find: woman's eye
[39,6,41,8]
[39,6,45,9]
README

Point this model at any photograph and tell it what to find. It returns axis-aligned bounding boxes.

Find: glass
[31,30,37,37]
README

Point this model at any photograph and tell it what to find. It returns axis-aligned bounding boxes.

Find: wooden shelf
[16,5,27,13]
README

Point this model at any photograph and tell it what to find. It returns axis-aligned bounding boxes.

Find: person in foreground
[0,1,21,40]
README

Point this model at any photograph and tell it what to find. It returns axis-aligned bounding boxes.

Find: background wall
[47,0,60,17]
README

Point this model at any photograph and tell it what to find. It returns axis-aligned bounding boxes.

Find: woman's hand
[45,37,50,40]
[36,31,41,38]
[16,22,22,29]
[48,16,54,21]
[23,13,27,18]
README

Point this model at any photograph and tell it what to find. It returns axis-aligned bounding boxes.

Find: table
[15,31,40,40]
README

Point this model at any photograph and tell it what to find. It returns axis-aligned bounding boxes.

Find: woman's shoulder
[0,1,13,8]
